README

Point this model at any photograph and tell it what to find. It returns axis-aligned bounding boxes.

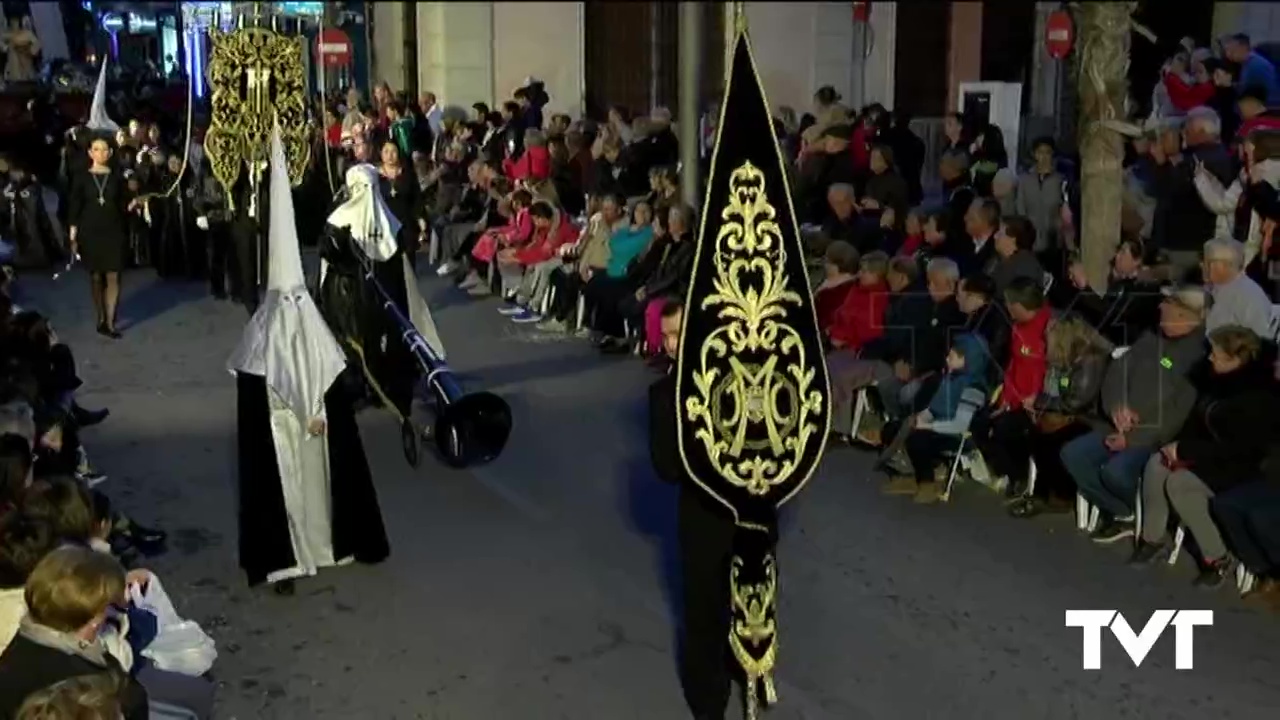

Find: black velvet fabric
[673,31,831,527]
[235,372,390,587]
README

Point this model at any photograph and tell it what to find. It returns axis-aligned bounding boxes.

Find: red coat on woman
[828,280,889,350]
[503,146,552,182]
[814,278,857,335]
[514,212,580,265]
[472,207,533,263]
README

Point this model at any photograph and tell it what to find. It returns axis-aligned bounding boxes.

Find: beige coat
[0,587,24,654]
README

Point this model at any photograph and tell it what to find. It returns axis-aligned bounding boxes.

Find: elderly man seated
[1201,236,1273,337]
[1060,285,1209,544]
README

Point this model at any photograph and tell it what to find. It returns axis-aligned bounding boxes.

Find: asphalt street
[16,264,1280,720]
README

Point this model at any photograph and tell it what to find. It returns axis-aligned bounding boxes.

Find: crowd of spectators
[323,48,1280,613]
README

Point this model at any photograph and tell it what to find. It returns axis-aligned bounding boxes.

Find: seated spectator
[1200,237,1273,337]
[827,251,890,353]
[463,189,535,297]
[813,241,860,334]
[826,256,920,443]
[958,198,1000,278]
[1235,85,1280,148]
[1149,106,1234,280]
[990,168,1016,217]
[803,183,862,257]
[991,215,1045,294]
[911,208,953,267]
[1061,285,1208,544]
[892,207,925,259]
[1225,34,1280,105]
[865,257,964,430]
[497,202,583,323]
[1130,325,1280,587]
[16,672,123,720]
[598,204,696,354]
[797,125,858,228]
[1016,137,1066,262]
[0,546,148,719]
[1008,315,1113,518]
[880,333,990,504]
[1211,446,1280,608]
[0,511,55,653]
[1053,242,1161,347]
[860,144,908,233]
[502,129,552,183]
[969,277,1053,497]
[578,199,660,338]
[955,273,1010,387]
[939,149,976,242]
[538,194,628,333]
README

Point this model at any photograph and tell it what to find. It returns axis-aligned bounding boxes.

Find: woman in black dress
[376,140,423,267]
[67,136,136,338]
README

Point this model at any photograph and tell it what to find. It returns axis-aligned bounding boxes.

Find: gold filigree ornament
[684,162,824,495]
[205,24,311,209]
[730,552,778,714]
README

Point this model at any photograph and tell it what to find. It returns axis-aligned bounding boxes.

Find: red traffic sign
[315,28,352,68]
[1045,10,1074,60]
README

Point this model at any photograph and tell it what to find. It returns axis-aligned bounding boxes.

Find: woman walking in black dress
[67,137,136,338]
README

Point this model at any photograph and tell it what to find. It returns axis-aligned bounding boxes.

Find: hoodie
[1100,326,1206,450]
[922,333,990,435]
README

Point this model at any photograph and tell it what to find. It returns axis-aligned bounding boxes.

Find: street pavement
[15,264,1280,720]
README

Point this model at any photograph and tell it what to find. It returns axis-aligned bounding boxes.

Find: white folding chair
[1168,525,1186,566]
[939,433,971,502]
[540,284,556,317]
[849,385,875,440]
[1236,564,1258,595]
[575,295,587,330]
[1269,304,1280,343]
[1076,493,1100,531]
[1041,271,1054,295]
[1024,458,1039,498]
[428,228,441,265]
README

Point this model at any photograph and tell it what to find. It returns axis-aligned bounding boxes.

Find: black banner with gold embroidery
[673,23,831,720]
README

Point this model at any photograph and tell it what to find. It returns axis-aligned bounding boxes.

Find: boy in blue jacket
[882,332,990,504]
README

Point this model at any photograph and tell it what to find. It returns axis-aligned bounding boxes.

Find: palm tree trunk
[1076,2,1135,291]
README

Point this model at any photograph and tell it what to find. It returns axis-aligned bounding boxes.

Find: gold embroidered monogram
[684,161,824,496]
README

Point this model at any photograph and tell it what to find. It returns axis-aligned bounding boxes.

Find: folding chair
[1168,525,1186,566]
[540,283,557,317]
[1041,271,1054,295]
[428,228,441,266]
[1236,564,1258,595]
[939,385,1003,502]
[575,294,587,330]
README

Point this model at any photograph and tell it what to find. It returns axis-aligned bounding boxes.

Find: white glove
[195,216,209,230]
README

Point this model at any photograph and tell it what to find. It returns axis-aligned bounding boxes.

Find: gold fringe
[344,337,407,424]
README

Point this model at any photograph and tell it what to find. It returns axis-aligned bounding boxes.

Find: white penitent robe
[263,388,347,584]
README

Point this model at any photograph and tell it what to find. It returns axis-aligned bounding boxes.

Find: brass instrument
[204,8,311,211]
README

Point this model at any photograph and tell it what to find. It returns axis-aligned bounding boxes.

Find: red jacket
[1162,72,1215,112]
[514,213,580,265]
[828,280,889,350]
[1000,306,1052,410]
[1237,112,1280,145]
[814,279,857,335]
[849,124,873,173]
[503,145,552,182]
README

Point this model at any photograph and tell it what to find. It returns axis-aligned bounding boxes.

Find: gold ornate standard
[204,24,311,208]
[674,19,830,720]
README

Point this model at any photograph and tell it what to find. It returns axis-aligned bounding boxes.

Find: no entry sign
[1045,10,1074,60]
[315,28,352,68]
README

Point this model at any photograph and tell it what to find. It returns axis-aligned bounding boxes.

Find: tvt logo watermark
[1065,610,1213,669]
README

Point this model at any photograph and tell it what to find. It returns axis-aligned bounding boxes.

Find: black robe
[315,225,418,420]
[236,372,390,587]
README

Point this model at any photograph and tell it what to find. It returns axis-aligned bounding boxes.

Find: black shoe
[1193,558,1232,589]
[72,403,110,427]
[103,326,122,340]
[1127,539,1166,565]
[116,516,167,548]
[1090,518,1135,545]
[272,579,296,596]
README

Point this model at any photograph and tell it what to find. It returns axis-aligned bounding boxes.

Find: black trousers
[583,274,634,338]
[677,487,736,719]
[547,267,583,321]
[207,222,238,297]
[883,418,958,486]
[969,408,1034,483]
[1026,421,1092,502]
[453,230,480,262]
[230,219,263,313]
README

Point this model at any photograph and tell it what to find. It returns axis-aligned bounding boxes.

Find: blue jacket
[926,333,990,422]
[1240,52,1280,105]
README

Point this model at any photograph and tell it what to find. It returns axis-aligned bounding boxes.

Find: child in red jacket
[828,250,891,352]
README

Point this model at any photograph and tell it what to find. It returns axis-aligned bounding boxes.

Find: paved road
[16,265,1280,720]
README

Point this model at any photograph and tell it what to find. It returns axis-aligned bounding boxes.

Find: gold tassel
[344,337,407,424]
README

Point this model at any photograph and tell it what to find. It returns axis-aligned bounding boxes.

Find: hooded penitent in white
[86,58,119,134]
[227,124,347,423]
[325,164,447,359]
